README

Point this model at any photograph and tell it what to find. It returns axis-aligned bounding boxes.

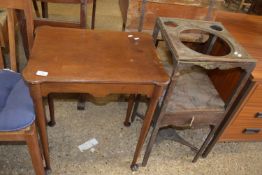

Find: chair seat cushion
[0,70,35,131]
[166,67,225,113]
[0,70,21,110]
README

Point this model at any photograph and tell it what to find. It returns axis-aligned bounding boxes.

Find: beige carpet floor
[1,0,262,175]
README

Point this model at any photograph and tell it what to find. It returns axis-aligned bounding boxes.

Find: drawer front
[244,84,262,105]
[220,126,262,141]
[229,107,262,127]
[162,112,223,129]
[220,83,262,141]
[233,84,262,122]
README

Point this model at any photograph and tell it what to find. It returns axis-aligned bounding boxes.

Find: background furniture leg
[91,0,96,29]
[41,2,48,18]
[47,94,56,127]
[32,0,41,17]
[124,94,135,127]
[131,94,141,122]
[77,94,86,110]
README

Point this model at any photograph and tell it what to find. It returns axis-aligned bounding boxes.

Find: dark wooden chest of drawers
[214,11,262,142]
[220,81,262,141]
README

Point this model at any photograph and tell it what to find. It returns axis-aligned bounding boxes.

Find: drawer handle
[255,112,262,118]
[176,116,195,129]
[243,128,261,134]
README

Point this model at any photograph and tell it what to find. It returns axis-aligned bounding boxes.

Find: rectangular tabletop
[23,26,169,85]
[22,26,169,169]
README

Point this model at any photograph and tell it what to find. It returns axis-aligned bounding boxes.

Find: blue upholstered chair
[0,70,34,131]
[0,70,46,175]
[0,1,47,174]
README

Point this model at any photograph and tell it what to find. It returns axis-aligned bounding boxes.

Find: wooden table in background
[22,26,169,169]
[119,0,211,31]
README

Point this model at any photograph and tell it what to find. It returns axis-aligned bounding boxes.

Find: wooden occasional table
[22,26,169,170]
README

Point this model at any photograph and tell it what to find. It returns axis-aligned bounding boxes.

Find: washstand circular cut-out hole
[179,29,231,56]
[164,21,178,27]
[210,25,223,31]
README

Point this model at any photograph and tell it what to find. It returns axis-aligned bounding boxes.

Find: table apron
[39,82,156,97]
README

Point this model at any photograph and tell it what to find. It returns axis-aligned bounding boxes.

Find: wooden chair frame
[0,22,5,69]
[0,46,3,69]
[0,124,45,175]
[19,0,90,59]
[0,1,49,174]
[16,0,93,126]
[32,0,96,29]
[227,0,253,11]
[31,0,94,115]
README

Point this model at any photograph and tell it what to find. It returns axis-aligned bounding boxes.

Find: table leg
[32,0,41,17]
[138,0,147,32]
[124,94,136,126]
[205,0,216,20]
[80,0,87,28]
[131,86,163,171]
[41,2,48,18]
[47,94,56,127]
[131,94,141,123]
[152,20,160,47]
[29,84,51,170]
[91,0,97,29]
[77,94,86,110]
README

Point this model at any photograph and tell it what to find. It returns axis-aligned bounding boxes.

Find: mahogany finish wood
[220,82,262,141]
[203,11,262,157]
[22,26,169,169]
[207,68,244,103]
[217,12,262,141]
